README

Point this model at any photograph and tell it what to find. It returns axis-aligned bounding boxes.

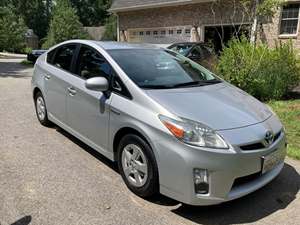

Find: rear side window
[76,45,111,80]
[53,45,76,72]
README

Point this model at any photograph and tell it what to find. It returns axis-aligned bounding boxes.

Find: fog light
[193,168,209,194]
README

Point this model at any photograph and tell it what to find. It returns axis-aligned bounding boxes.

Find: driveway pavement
[0,57,299,225]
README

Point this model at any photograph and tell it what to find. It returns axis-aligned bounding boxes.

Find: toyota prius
[32,40,286,205]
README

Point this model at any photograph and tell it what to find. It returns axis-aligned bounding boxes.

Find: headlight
[159,115,229,149]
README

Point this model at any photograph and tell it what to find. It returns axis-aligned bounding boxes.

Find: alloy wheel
[121,144,148,187]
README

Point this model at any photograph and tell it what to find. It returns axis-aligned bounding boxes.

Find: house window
[146,31,151,35]
[185,29,191,34]
[161,30,166,35]
[153,31,158,35]
[177,29,182,34]
[169,30,173,35]
[139,31,144,36]
[280,4,300,35]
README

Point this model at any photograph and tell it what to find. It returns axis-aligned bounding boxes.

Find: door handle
[67,87,77,96]
[44,74,51,80]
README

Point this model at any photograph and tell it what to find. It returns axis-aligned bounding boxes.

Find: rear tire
[117,134,159,198]
[34,91,52,127]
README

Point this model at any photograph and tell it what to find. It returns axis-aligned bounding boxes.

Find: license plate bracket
[261,148,285,174]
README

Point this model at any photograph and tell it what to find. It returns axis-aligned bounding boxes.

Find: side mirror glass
[85,77,109,92]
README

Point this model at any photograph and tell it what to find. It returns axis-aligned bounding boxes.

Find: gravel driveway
[0,57,299,225]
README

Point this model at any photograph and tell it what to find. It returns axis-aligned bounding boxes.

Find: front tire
[117,134,159,198]
[34,92,52,127]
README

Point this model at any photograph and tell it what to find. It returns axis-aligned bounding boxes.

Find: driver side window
[76,46,111,80]
[190,46,202,58]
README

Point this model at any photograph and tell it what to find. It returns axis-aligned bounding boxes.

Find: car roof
[69,40,161,50]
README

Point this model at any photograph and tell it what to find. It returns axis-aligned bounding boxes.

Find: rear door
[44,44,77,123]
[65,45,112,156]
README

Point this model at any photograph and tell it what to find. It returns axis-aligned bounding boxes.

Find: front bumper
[153,116,286,206]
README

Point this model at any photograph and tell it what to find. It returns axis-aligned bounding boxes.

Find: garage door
[128,26,192,44]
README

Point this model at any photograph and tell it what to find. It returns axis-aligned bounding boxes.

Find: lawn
[268,100,300,160]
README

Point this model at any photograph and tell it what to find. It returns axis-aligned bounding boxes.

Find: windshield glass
[108,49,220,89]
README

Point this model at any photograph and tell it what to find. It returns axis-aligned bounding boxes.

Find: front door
[65,45,112,156]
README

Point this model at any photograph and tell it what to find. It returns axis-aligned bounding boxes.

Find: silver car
[32,40,287,205]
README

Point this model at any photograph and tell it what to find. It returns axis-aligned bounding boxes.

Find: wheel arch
[113,127,153,161]
[33,87,42,100]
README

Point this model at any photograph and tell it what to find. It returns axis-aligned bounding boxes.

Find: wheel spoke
[124,149,132,162]
[123,166,131,177]
[133,171,141,186]
[132,147,140,160]
[136,162,147,174]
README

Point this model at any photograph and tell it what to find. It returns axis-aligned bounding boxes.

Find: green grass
[20,60,34,67]
[268,100,300,160]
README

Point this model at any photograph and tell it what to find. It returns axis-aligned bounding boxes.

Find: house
[109,0,300,51]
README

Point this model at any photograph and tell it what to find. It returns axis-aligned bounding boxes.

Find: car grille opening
[240,143,265,150]
[240,131,282,151]
[232,172,261,188]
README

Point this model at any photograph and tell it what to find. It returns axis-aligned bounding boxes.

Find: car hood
[144,83,272,130]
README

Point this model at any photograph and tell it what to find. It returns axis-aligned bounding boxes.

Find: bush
[42,0,89,49]
[216,37,300,101]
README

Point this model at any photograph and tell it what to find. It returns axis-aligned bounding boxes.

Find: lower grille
[232,172,261,188]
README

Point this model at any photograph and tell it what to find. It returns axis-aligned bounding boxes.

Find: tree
[102,14,117,41]
[240,0,284,43]
[70,0,110,26]
[0,5,27,52]
[209,0,284,46]
[9,0,52,40]
[42,0,89,49]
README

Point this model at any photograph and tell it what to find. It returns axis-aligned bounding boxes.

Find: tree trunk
[250,0,259,44]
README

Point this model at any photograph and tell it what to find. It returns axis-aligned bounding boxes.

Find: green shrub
[216,37,300,101]
[42,0,89,49]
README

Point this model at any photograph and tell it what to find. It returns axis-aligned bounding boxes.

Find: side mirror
[85,77,109,92]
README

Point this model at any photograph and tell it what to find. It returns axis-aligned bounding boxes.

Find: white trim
[278,4,300,37]
[109,0,215,12]
[278,34,298,38]
[117,14,120,42]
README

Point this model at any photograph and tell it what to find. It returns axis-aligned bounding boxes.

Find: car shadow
[0,61,32,78]
[55,126,179,207]
[171,163,299,225]
[55,126,119,173]
[54,126,299,223]
[10,215,32,225]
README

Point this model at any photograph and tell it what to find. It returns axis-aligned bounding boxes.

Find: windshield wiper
[140,84,173,89]
[171,79,222,88]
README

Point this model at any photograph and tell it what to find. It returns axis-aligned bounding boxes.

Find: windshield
[108,49,221,89]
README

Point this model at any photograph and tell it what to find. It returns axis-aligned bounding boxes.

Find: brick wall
[117,0,300,49]
[258,9,300,49]
[118,1,250,30]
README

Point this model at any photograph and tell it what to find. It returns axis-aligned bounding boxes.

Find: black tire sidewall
[34,92,51,126]
[117,134,159,198]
